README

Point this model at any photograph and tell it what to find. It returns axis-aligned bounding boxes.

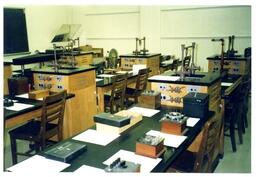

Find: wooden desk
[40,110,215,172]
[4,94,75,130]
[207,55,250,75]
[31,66,97,137]
[96,73,138,113]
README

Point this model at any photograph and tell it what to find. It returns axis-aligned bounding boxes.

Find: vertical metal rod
[143,37,146,52]
[21,65,25,76]
[135,38,138,54]
[191,42,195,74]
[53,44,58,72]
[180,44,185,79]
[220,40,225,74]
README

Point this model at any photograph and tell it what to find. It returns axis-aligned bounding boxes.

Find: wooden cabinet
[207,57,250,75]
[4,63,12,95]
[120,54,160,76]
[33,68,97,139]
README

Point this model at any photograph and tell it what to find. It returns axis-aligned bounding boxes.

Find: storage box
[95,110,142,134]
[44,141,87,163]
[136,135,165,158]
[183,92,209,118]
[138,90,161,109]
[160,112,187,135]
[28,89,50,100]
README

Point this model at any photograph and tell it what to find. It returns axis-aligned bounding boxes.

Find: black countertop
[4,61,13,65]
[207,55,249,61]
[119,53,161,58]
[12,53,56,65]
[31,66,96,75]
[148,71,221,86]
[96,72,138,87]
[4,93,75,120]
[40,108,214,172]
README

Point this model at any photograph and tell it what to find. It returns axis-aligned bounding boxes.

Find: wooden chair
[104,74,127,114]
[166,117,221,173]
[224,84,244,152]
[9,90,67,165]
[125,68,149,105]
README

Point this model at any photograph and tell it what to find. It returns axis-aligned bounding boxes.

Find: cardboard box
[136,135,165,158]
[138,90,161,109]
[28,89,50,100]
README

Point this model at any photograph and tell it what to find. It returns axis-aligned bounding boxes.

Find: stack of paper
[132,64,146,74]
[103,150,162,173]
[149,75,180,81]
[97,74,115,78]
[221,82,233,87]
[146,130,187,148]
[128,107,160,117]
[72,129,120,146]
[7,155,69,173]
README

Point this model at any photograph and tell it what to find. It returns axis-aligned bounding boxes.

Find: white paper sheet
[161,60,174,65]
[16,93,43,100]
[221,82,233,87]
[149,75,180,81]
[16,93,29,99]
[128,107,160,117]
[116,71,128,74]
[74,165,105,173]
[132,64,146,74]
[97,74,115,78]
[72,129,120,146]
[103,150,162,173]
[146,130,187,148]
[7,155,69,173]
[96,78,103,82]
[186,118,200,127]
[5,102,34,111]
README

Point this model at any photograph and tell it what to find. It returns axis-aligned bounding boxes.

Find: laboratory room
[2,4,251,174]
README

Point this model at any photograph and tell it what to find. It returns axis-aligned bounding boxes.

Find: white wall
[4,5,251,72]
[160,6,251,71]
[71,5,251,71]
[71,5,140,55]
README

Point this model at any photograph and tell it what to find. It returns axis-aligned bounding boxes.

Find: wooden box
[136,135,165,158]
[138,90,161,109]
[28,89,50,100]
[160,119,187,135]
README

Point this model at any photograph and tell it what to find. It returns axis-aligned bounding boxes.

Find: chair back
[40,90,67,148]
[194,117,221,172]
[109,74,128,112]
[135,68,149,94]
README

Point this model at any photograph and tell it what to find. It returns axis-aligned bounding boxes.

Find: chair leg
[230,122,236,152]
[237,115,243,144]
[10,136,18,165]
